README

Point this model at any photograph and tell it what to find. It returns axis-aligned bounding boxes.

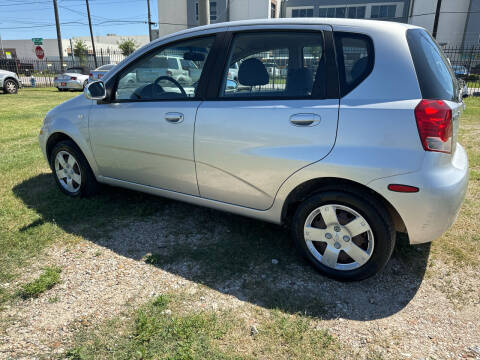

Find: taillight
[70,76,77,80]
[414,99,452,154]
[89,73,93,78]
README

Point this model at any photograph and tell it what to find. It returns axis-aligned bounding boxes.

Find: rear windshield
[407,29,458,101]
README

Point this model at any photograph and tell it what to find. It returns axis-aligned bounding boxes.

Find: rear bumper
[368,144,469,244]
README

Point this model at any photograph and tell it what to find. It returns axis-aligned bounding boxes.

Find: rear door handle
[290,113,321,127]
[165,112,184,123]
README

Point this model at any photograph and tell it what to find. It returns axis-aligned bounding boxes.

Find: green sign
[32,38,43,45]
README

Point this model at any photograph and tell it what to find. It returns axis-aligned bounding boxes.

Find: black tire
[292,190,395,281]
[3,79,18,94]
[50,140,99,197]
[57,88,63,92]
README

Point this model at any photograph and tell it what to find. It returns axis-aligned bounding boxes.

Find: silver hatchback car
[39,19,469,281]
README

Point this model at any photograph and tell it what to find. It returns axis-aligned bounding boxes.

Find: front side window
[220,31,326,99]
[115,36,214,101]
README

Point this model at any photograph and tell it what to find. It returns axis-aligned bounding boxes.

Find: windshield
[96,64,114,71]
[66,68,83,74]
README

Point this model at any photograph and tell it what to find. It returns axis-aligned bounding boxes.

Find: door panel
[89,101,200,195]
[89,35,216,195]
[194,29,339,210]
[195,99,338,209]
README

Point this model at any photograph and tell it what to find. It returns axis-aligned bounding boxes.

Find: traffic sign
[32,37,43,45]
[35,46,45,59]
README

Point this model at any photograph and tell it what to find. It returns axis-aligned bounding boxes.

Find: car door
[89,35,216,195]
[194,26,340,210]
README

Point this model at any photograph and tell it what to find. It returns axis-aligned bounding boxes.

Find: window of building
[319,7,362,18]
[292,8,314,17]
[347,6,366,19]
[371,5,396,19]
[195,1,217,21]
[271,2,276,18]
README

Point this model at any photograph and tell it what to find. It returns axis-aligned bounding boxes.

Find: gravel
[0,212,479,359]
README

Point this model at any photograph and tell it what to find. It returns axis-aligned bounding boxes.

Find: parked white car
[40,19,468,281]
[54,67,90,91]
[89,64,115,82]
[0,69,21,94]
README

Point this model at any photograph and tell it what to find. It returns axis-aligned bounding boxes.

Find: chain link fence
[442,45,480,97]
[0,49,128,88]
[1,45,480,94]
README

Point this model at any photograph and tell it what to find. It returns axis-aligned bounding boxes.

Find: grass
[18,266,61,299]
[65,292,340,360]
[0,88,479,358]
[0,88,169,306]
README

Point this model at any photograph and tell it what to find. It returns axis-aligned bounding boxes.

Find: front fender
[40,95,99,176]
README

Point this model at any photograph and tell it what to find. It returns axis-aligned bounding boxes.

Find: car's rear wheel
[4,79,18,94]
[292,190,395,281]
[50,140,99,197]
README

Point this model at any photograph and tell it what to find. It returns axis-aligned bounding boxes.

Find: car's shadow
[13,174,430,320]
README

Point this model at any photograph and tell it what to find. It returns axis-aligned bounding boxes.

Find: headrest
[351,57,369,81]
[238,58,269,86]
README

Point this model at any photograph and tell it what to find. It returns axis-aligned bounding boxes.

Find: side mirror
[84,81,106,100]
[226,79,238,90]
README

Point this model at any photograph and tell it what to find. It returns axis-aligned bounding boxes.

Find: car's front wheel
[50,140,99,197]
[3,79,18,94]
[292,190,395,281]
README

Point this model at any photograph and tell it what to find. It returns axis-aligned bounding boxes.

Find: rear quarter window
[334,32,374,97]
[406,28,458,101]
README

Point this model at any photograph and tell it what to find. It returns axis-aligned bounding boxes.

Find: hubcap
[303,204,374,271]
[6,81,16,93]
[54,151,82,193]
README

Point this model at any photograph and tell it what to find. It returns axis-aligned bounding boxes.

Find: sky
[0,0,159,40]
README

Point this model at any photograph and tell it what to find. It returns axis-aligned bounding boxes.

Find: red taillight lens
[414,100,452,154]
[70,76,77,80]
[89,73,93,78]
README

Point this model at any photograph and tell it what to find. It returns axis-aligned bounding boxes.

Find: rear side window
[334,32,374,97]
[407,29,457,101]
[219,31,327,99]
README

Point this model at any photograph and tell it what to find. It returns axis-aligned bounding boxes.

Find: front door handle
[165,112,184,123]
[290,113,321,127]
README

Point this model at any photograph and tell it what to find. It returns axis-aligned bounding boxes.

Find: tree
[118,38,137,56]
[73,39,88,65]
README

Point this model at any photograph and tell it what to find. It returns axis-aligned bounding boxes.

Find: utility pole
[198,0,210,26]
[147,0,153,41]
[53,0,64,71]
[432,0,442,39]
[85,0,98,68]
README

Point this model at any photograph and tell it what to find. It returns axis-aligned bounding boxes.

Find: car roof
[151,18,422,46]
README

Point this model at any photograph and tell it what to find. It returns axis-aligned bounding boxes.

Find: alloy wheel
[303,204,374,271]
[54,150,82,193]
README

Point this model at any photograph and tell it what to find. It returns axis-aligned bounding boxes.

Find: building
[409,0,480,46]
[282,0,410,22]
[157,0,281,37]
[281,0,480,47]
